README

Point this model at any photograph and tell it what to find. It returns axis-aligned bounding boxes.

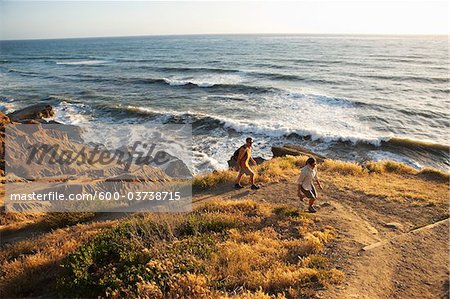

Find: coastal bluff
[0,104,194,213]
[0,104,449,299]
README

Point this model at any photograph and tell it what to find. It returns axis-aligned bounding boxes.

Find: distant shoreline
[1,32,448,42]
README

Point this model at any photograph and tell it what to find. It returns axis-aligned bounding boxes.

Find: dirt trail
[195,178,449,299]
[321,211,449,299]
[318,200,397,299]
[1,178,448,298]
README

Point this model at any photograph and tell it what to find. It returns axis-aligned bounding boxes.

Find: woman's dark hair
[306,157,316,166]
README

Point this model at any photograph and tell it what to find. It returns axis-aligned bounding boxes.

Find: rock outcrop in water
[272,144,326,162]
[7,104,55,122]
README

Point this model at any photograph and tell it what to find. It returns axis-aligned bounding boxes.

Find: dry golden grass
[364,160,417,175]
[319,159,448,205]
[210,225,339,293]
[364,160,449,183]
[48,200,341,298]
[218,289,287,299]
[198,199,273,219]
[0,220,118,298]
[0,199,340,298]
[321,172,449,204]
[321,159,364,176]
[418,167,450,183]
[193,170,237,191]
[0,212,43,228]
[44,212,96,228]
[193,156,307,191]
[0,185,43,229]
[193,157,448,206]
[255,156,307,183]
[1,156,447,298]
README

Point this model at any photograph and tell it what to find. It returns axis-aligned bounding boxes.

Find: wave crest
[56,60,107,65]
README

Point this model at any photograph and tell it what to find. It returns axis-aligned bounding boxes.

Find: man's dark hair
[306,157,316,165]
[246,137,253,143]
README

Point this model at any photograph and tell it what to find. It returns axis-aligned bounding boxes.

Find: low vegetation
[54,200,341,298]
[0,211,42,227]
[323,162,448,205]
[1,156,447,298]
[193,156,449,205]
[364,160,417,175]
[0,220,118,298]
[44,212,96,228]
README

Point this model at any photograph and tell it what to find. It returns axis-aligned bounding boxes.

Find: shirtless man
[234,137,260,190]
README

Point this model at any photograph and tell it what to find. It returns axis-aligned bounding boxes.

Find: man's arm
[250,157,257,166]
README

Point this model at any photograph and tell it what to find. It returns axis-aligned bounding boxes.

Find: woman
[298,157,323,213]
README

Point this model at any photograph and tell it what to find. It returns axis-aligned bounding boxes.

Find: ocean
[0,34,448,173]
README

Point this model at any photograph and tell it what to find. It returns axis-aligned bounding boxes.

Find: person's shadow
[193,182,253,204]
[230,190,250,199]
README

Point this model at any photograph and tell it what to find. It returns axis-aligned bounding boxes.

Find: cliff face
[0,112,10,176]
[1,105,193,213]
[1,105,52,175]
[5,124,169,181]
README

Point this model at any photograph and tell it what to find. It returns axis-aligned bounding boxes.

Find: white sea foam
[53,101,93,124]
[163,73,244,87]
[210,91,389,146]
[123,102,391,147]
[0,97,16,113]
[56,60,107,65]
[216,115,390,146]
[49,101,445,173]
[192,151,226,174]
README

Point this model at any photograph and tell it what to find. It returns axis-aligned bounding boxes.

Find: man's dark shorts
[300,185,317,199]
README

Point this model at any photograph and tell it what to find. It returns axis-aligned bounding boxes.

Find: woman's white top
[298,165,317,191]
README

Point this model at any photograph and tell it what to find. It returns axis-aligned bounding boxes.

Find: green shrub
[57,225,144,297]
[57,215,221,298]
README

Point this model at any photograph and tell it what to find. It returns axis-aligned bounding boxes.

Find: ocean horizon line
[1,32,448,42]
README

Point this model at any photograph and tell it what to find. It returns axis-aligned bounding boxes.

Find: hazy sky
[0,1,448,40]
